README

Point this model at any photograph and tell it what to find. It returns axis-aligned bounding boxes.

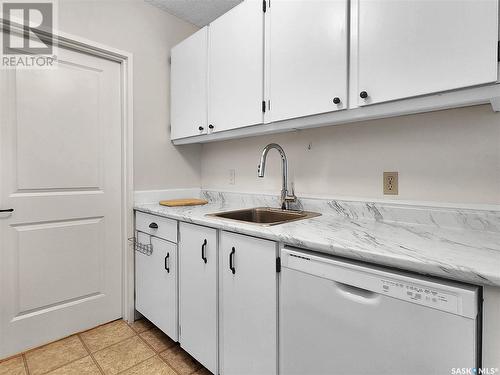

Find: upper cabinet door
[268,0,348,122]
[209,0,264,133]
[171,27,208,139]
[353,0,499,106]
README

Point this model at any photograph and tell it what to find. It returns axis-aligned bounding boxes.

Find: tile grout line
[21,354,30,375]
[33,327,137,375]
[77,334,106,375]
[35,348,88,375]
[154,343,201,375]
[133,329,179,372]
[112,329,156,375]
[23,335,89,375]
[1,320,202,375]
[1,319,125,363]
[129,323,181,375]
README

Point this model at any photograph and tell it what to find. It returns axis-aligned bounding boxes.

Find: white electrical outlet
[229,169,236,185]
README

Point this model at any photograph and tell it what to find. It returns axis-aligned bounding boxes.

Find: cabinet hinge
[263,0,267,13]
[262,100,266,113]
[276,257,281,273]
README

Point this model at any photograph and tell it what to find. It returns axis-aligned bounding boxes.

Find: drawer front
[136,211,177,243]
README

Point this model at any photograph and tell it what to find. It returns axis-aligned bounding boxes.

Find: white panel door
[0,46,122,358]
[179,223,217,374]
[268,0,348,122]
[209,0,264,133]
[171,27,208,139]
[353,0,499,106]
[135,234,178,341]
[220,231,277,375]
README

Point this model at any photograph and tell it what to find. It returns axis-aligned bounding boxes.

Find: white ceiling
[145,0,243,27]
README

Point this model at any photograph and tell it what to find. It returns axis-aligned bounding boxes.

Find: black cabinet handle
[198,126,204,131]
[0,208,14,213]
[201,239,208,264]
[229,247,235,274]
[165,252,170,273]
[333,97,341,104]
[360,91,368,99]
[149,222,158,229]
[208,124,214,130]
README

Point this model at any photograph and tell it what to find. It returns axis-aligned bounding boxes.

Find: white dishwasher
[280,247,481,375]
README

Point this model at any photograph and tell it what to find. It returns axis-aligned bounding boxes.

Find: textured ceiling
[145,0,243,27]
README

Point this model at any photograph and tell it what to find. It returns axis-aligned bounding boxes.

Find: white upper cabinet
[171,27,208,139]
[209,0,264,133]
[268,0,348,122]
[352,0,499,106]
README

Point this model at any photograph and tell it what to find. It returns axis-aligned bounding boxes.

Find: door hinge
[498,41,500,62]
[262,100,266,113]
[276,257,281,273]
[263,0,267,13]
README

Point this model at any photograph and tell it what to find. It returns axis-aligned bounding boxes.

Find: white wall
[201,105,500,205]
[57,2,500,205]
[59,0,201,191]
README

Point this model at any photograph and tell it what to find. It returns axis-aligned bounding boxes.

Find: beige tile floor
[0,319,212,375]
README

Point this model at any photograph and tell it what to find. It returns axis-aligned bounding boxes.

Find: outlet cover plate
[383,172,399,195]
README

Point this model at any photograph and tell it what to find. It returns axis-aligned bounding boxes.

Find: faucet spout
[257,143,296,210]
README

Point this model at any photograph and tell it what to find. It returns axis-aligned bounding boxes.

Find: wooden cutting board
[159,198,208,207]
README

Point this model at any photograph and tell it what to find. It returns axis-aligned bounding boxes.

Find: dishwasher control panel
[380,278,459,314]
[282,246,478,318]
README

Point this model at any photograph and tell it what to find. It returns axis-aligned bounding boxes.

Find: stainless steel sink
[206,207,321,226]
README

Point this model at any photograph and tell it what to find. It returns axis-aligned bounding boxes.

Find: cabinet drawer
[136,211,177,243]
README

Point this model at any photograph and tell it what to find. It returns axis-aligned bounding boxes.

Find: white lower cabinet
[179,223,218,374]
[135,215,279,375]
[135,232,178,341]
[220,231,278,375]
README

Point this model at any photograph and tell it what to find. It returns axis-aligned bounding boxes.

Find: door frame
[0,21,136,324]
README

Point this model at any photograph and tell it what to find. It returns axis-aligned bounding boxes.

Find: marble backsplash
[201,190,500,233]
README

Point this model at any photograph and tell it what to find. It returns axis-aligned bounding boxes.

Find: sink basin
[207,207,321,226]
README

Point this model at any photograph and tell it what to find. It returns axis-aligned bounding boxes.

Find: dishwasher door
[280,247,480,375]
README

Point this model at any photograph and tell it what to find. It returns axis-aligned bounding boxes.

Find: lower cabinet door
[179,223,218,374]
[135,233,178,341]
[220,231,278,375]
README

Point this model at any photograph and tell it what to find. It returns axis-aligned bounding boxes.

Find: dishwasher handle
[334,281,380,304]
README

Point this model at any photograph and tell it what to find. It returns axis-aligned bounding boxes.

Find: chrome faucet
[258,143,297,210]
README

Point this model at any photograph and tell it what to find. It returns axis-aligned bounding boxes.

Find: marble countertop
[134,191,500,287]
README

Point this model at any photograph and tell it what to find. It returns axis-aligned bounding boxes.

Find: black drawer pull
[165,252,170,273]
[229,247,235,274]
[149,222,158,229]
[201,239,208,264]
[0,208,14,213]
